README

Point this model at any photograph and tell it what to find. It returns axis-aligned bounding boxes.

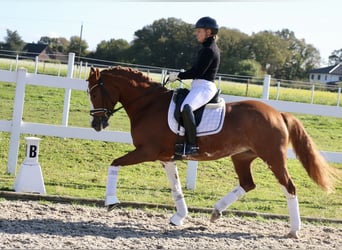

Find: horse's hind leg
[211,151,257,222]
[263,150,301,238]
[282,184,300,239]
[162,161,188,226]
[267,155,301,239]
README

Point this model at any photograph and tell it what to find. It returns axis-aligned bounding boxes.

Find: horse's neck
[121,84,170,117]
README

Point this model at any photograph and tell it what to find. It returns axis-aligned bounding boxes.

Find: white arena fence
[0,53,342,191]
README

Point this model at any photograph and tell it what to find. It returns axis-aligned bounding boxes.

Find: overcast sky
[1,0,341,66]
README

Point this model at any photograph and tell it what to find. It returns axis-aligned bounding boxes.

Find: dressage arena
[1,198,341,249]
[1,61,342,249]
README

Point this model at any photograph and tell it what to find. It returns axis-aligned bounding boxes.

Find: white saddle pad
[167,95,226,137]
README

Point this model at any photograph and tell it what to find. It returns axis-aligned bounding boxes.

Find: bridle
[88,74,168,118]
[88,77,122,118]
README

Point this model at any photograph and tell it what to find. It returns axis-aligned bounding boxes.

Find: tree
[129,18,197,68]
[275,29,320,80]
[93,39,129,62]
[328,49,342,65]
[3,29,25,52]
[237,59,263,77]
[38,36,70,54]
[217,27,250,74]
[248,31,291,78]
[67,36,88,57]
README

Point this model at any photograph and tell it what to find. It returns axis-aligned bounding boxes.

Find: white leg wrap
[214,185,246,212]
[105,166,120,206]
[163,161,188,225]
[282,186,301,233]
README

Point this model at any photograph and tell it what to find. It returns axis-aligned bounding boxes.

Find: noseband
[88,78,116,118]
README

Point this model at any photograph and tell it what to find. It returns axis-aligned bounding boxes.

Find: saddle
[173,88,221,127]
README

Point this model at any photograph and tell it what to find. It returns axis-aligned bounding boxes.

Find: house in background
[22,43,65,62]
[309,63,342,85]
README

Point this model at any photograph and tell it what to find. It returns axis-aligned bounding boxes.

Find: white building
[309,63,342,85]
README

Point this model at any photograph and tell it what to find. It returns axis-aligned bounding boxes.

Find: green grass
[1,60,342,220]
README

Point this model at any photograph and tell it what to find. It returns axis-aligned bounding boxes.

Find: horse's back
[227,99,278,113]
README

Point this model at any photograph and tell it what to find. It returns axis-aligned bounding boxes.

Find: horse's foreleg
[281,185,301,239]
[105,166,120,211]
[210,185,246,222]
[162,161,188,226]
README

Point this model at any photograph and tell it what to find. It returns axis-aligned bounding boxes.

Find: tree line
[1,18,341,80]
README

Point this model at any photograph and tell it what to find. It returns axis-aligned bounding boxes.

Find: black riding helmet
[195,16,219,35]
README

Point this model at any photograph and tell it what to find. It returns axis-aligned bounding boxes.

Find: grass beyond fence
[0,62,342,220]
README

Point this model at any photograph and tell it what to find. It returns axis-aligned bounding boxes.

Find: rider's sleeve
[178,48,213,80]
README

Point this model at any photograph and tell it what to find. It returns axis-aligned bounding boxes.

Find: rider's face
[195,28,212,43]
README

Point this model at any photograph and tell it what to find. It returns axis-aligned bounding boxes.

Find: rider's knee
[182,104,192,113]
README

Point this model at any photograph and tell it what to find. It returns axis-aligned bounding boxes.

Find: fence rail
[1,52,341,106]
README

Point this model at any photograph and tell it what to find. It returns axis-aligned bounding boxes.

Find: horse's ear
[95,68,100,80]
[87,67,95,81]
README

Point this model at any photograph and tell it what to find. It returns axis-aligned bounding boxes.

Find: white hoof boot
[170,213,185,226]
[105,195,120,211]
[210,208,222,223]
[287,230,299,239]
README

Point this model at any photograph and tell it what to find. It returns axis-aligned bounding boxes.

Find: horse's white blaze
[88,94,95,124]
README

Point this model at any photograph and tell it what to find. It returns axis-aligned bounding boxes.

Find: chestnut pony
[87,66,339,238]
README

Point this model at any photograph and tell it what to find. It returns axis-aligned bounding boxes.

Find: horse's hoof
[107,203,120,212]
[286,231,299,239]
[170,213,185,226]
[105,195,120,208]
[210,208,222,223]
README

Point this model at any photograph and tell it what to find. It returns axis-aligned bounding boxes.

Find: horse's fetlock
[242,183,256,192]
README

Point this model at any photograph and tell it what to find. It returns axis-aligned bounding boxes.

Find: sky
[0,0,341,66]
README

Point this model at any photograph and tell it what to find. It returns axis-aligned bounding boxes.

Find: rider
[168,16,220,156]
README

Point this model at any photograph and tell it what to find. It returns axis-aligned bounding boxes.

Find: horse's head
[87,67,118,132]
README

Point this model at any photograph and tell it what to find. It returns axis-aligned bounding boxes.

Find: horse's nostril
[102,119,109,129]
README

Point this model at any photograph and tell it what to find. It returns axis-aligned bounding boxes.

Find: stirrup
[184,144,199,156]
[174,143,199,158]
[174,143,185,159]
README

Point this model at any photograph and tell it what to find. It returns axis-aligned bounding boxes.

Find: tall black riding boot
[181,104,199,156]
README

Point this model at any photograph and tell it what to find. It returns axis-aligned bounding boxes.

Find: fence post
[34,56,39,74]
[15,54,19,71]
[262,75,271,100]
[186,161,198,190]
[276,81,281,100]
[161,69,167,84]
[62,53,75,127]
[337,87,341,106]
[310,83,315,104]
[78,61,83,79]
[84,62,88,79]
[7,68,27,174]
